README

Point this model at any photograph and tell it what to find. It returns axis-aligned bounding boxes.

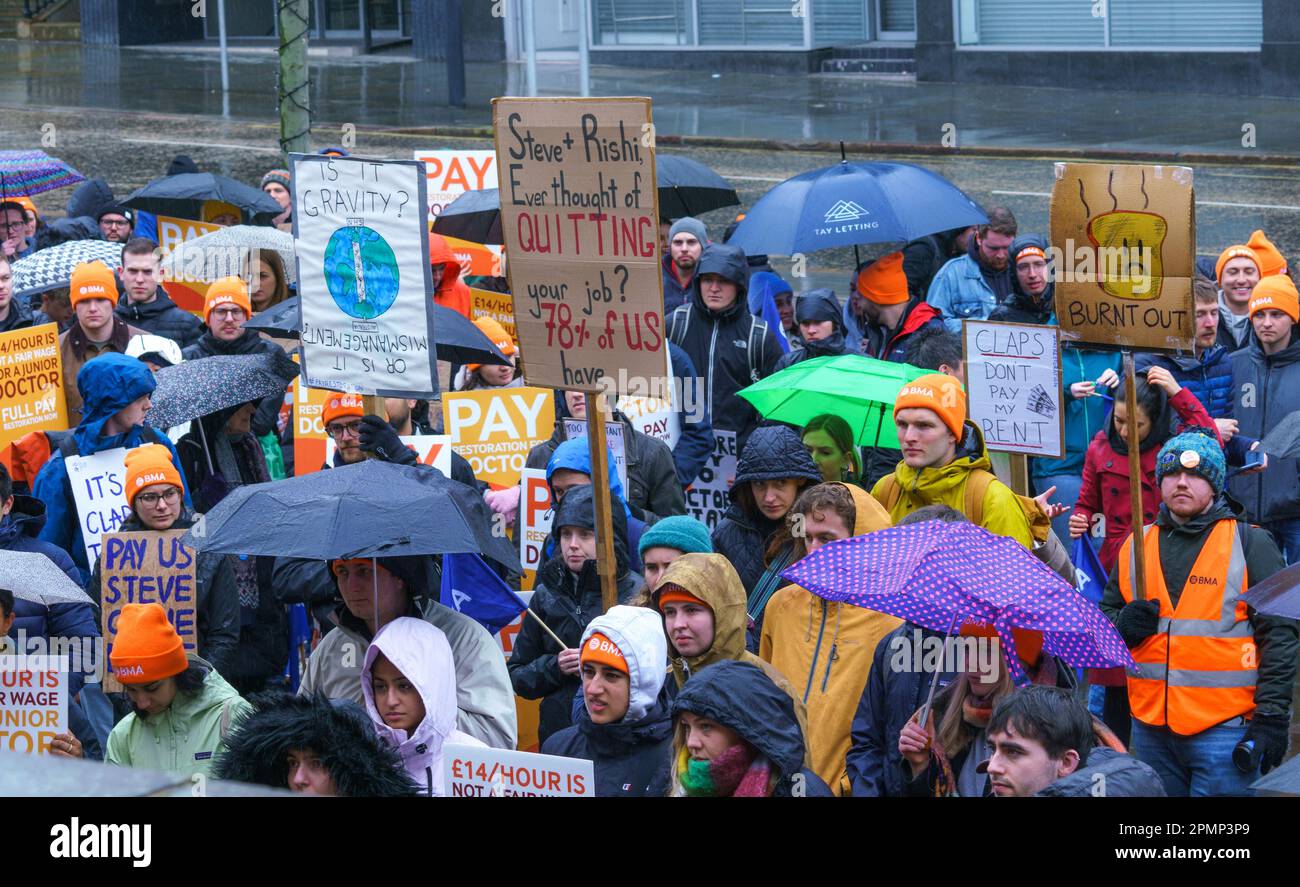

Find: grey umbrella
[0,550,94,608]
[160,224,297,285]
[1259,410,1300,459]
[145,351,300,431]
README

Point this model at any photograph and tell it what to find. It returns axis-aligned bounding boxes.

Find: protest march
[2,48,1300,843]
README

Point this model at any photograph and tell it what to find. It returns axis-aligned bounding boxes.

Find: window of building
[956,0,1262,49]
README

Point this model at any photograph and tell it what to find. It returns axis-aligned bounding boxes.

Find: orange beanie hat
[322,392,364,428]
[1249,275,1300,324]
[1247,230,1288,277]
[1215,245,1260,282]
[466,316,518,373]
[110,603,189,684]
[856,251,909,305]
[69,262,119,309]
[960,621,1046,668]
[124,443,184,507]
[655,584,711,612]
[580,632,629,674]
[203,276,252,322]
[893,373,968,440]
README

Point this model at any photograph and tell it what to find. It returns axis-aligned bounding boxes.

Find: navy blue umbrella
[123,172,283,225]
[180,459,521,572]
[727,160,988,256]
[241,298,512,367]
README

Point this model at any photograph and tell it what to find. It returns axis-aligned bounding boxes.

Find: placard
[292,376,330,476]
[618,394,680,450]
[563,417,627,492]
[443,743,594,797]
[0,323,67,450]
[1050,162,1195,354]
[292,154,439,398]
[518,468,553,591]
[155,215,221,254]
[493,97,667,394]
[99,529,199,692]
[0,655,68,754]
[470,287,518,344]
[685,430,736,531]
[413,148,498,221]
[442,387,556,491]
[962,320,1064,458]
[326,433,452,477]
[64,447,131,567]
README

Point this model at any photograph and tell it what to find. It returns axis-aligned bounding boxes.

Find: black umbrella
[242,298,512,366]
[655,154,740,219]
[180,459,521,573]
[432,154,740,247]
[123,172,283,225]
[1252,753,1300,795]
[431,188,503,246]
[146,351,301,430]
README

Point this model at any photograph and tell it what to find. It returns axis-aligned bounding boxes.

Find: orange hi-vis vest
[1118,520,1257,736]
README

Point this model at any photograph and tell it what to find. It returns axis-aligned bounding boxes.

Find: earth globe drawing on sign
[323,224,400,319]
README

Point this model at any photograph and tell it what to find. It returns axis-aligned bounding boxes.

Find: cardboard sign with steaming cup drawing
[1051,163,1195,354]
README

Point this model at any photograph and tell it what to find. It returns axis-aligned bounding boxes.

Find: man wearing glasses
[96,205,135,244]
[0,201,33,260]
[182,276,287,439]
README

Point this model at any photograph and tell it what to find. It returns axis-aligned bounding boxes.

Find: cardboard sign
[442,386,556,490]
[292,377,330,476]
[292,154,439,398]
[413,148,498,220]
[493,97,667,394]
[65,447,131,567]
[155,215,221,254]
[470,287,518,344]
[443,743,594,797]
[518,468,553,591]
[963,321,1064,459]
[99,529,199,692]
[562,417,627,492]
[618,394,680,451]
[685,430,737,531]
[1050,163,1195,354]
[0,323,68,450]
[326,433,453,476]
[0,655,68,754]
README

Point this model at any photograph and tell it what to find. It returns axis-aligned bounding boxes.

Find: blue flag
[441,553,528,635]
[1071,535,1108,605]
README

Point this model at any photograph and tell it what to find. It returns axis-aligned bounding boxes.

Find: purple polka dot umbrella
[782,519,1136,685]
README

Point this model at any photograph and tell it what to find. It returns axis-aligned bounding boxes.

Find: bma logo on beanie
[135,472,168,488]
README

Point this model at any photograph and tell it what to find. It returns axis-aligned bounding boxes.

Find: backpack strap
[962,469,997,527]
[57,433,79,460]
[668,305,690,345]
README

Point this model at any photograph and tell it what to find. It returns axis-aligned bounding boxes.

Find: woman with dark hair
[106,603,251,777]
[801,413,863,485]
[250,249,291,313]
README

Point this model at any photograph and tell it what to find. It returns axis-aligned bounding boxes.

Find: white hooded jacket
[581,605,668,723]
[362,617,485,796]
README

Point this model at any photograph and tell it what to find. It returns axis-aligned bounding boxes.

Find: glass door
[875,0,915,40]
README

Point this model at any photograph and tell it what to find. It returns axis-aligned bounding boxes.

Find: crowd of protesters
[1,150,1298,799]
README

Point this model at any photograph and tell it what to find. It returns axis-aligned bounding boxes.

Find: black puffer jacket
[507,485,643,744]
[988,234,1055,326]
[541,698,673,797]
[667,244,782,444]
[215,692,420,796]
[1036,748,1166,797]
[116,287,205,349]
[670,660,833,797]
[710,425,822,595]
[183,329,287,438]
[87,511,241,682]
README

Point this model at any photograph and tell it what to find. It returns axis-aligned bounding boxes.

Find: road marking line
[991,190,1300,212]
[121,137,281,154]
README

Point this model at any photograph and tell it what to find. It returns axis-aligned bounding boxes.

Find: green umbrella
[738,354,931,448]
